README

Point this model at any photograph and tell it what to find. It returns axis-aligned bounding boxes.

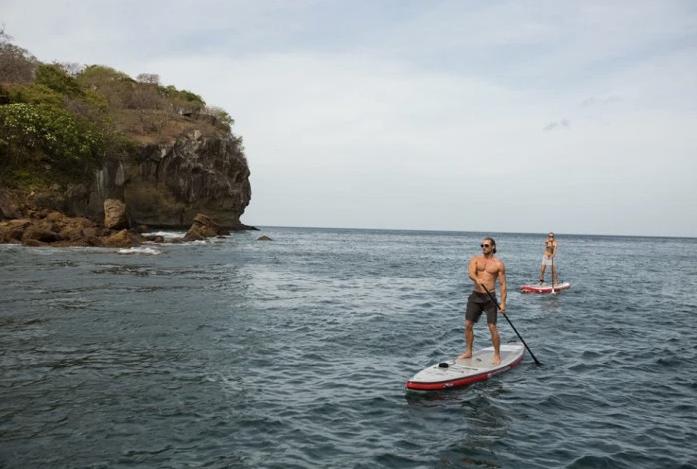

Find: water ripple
[2,230,697,467]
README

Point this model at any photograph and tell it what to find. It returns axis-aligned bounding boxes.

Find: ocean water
[1,228,696,468]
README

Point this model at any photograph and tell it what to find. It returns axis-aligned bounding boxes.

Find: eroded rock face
[1,117,252,234]
[122,131,251,229]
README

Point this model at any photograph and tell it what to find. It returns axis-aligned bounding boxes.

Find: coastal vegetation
[0,30,234,191]
[0,29,252,246]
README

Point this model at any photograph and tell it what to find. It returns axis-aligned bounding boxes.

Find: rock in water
[183,213,230,241]
[102,229,141,248]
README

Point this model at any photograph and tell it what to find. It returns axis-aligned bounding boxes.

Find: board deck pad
[405,343,525,391]
[520,281,571,294]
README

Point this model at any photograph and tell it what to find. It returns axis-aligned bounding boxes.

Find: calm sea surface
[1,228,696,468]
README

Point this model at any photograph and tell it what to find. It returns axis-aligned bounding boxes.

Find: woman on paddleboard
[539,232,558,285]
[459,237,507,365]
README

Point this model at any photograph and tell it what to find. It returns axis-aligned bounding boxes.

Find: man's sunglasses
[480,244,491,248]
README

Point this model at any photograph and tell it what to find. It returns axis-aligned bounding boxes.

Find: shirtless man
[458,237,507,365]
[539,232,558,285]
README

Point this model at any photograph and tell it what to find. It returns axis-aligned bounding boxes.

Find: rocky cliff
[94,129,251,229]
[0,39,253,231]
[1,119,252,230]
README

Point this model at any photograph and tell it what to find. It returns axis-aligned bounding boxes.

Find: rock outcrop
[184,213,230,241]
[102,229,141,248]
[0,191,21,219]
[0,208,233,247]
[0,42,253,234]
[3,126,252,232]
[111,129,250,229]
[104,199,128,230]
[0,210,136,247]
[0,113,251,248]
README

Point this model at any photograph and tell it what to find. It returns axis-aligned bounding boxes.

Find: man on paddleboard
[458,237,507,365]
[539,232,558,285]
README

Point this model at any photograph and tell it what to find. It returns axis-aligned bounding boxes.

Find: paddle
[551,256,555,294]
[480,283,542,366]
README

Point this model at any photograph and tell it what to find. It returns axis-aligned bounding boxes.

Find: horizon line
[246,224,697,240]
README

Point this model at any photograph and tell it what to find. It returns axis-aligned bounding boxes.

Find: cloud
[581,96,622,107]
[1,0,696,235]
[543,119,570,131]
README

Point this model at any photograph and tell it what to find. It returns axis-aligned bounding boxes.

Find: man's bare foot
[457,351,473,361]
[492,355,501,366]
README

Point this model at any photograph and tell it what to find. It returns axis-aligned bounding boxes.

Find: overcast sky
[2,1,696,236]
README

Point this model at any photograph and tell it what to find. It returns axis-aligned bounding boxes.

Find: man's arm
[498,261,507,312]
[467,257,478,286]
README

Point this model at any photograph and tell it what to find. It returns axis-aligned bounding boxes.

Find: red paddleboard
[520,281,571,294]
[405,343,524,392]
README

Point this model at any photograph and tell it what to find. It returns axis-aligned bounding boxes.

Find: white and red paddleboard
[405,343,524,392]
[520,282,571,294]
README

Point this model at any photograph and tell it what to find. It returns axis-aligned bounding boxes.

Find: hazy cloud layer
[2,0,696,236]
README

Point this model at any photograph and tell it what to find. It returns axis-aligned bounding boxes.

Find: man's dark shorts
[465,291,498,324]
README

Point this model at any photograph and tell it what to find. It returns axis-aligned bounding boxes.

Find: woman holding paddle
[539,232,558,285]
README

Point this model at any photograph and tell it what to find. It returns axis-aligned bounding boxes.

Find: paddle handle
[480,284,542,366]
[551,256,555,293]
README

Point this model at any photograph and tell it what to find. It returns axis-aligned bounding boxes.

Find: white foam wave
[117,247,162,255]
[142,230,186,240]
[177,239,207,246]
